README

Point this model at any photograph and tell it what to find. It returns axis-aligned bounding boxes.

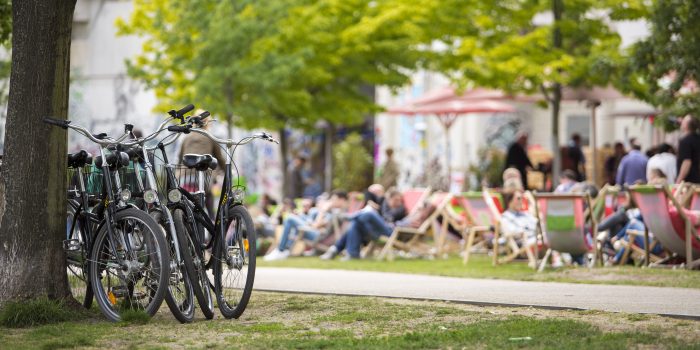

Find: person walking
[377,148,399,189]
[604,142,626,185]
[676,115,700,184]
[178,116,226,214]
[504,132,533,189]
[286,155,308,200]
[562,133,586,181]
[646,143,677,184]
[615,138,648,185]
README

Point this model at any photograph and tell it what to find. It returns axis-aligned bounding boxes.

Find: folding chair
[629,185,700,269]
[376,190,451,260]
[455,192,502,265]
[535,193,598,272]
[361,188,430,257]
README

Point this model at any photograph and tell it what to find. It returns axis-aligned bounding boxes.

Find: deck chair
[360,188,430,257]
[535,193,598,272]
[629,185,700,269]
[456,192,502,265]
[376,190,451,260]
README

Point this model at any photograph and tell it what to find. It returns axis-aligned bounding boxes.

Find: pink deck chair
[376,189,451,260]
[535,193,598,271]
[629,185,700,268]
[458,192,502,265]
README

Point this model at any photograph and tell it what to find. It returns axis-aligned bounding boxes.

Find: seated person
[499,189,538,267]
[321,189,407,260]
[609,214,664,265]
[555,170,579,193]
[263,197,316,261]
[253,193,280,239]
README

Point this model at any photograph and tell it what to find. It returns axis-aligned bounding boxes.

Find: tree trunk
[550,0,564,187]
[279,126,288,200]
[0,0,77,304]
[323,122,334,192]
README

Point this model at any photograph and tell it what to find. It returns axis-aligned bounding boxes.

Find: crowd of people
[247,116,700,266]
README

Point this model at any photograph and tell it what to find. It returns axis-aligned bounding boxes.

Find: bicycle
[167,119,278,318]
[46,117,170,322]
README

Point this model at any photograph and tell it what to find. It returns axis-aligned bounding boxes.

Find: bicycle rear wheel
[89,208,169,322]
[66,200,93,308]
[213,205,256,319]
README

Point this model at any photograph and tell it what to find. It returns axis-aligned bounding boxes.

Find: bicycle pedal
[63,239,81,252]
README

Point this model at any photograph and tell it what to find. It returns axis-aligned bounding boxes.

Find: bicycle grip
[176,104,194,116]
[167,125,190,133]
[43,117,70,129]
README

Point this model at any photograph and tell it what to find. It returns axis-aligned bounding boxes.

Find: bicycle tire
[213,205,256,319]
[89,207,169,322]
[173,207,215,319]
[151,210,195,323]
[66,200,93,308]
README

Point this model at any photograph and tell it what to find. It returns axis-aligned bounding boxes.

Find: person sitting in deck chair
[321,189,407,261]
[264,191,348,261]
[499,189,538,268]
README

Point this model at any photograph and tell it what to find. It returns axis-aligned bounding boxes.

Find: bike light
[233,188,245,203]
[168,189,182,203]
[119,189,132,202]
[143,189,158,204]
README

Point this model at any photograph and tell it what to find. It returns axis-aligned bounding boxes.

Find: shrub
[333,133,373,191]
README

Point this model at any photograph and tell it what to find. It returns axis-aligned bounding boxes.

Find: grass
[259,255,700,289]
[0,298,82,328]
[1,292,698,349]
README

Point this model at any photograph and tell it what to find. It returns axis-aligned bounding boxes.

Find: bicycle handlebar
[43,117,130,145]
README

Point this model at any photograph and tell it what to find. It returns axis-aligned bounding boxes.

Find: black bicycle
[167,119,278,318]
[46,117,170,322]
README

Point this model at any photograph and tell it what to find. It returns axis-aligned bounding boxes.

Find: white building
[375,20,667,190]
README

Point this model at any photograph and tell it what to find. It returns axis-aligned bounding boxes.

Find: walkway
[255,267,700,319]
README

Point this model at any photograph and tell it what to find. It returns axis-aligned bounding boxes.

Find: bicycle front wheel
[213,205,256,319]
[89,208,169,322]
[152,209,195,323]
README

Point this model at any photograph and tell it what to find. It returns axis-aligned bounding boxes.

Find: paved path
[254,267,700,319]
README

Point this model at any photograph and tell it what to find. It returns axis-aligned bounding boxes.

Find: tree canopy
[622,0,700,128]
[117,0,435,130]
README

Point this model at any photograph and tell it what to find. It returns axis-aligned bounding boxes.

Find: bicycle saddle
[67,150,93,168]
[183,154,218,171]
[95,151,129,170]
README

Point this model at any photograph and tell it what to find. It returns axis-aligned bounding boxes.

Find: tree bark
[279,126,288,200]
[0,0,77,304]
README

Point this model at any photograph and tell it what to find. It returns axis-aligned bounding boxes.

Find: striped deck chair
[458,192,502,265]
[629,185,700,269]
[434,195,470,257]
[535,193,598,272]
[361,188,430,257]
[376,190,451,260]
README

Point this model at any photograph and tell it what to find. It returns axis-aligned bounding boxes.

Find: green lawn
[2,292,698,349]
[259,255,700,289]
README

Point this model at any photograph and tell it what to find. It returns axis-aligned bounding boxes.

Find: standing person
[604,142,626,185]
[615,138,648,185]
[377,148,399,189]
[286,155,307,200]
[504,132,533,189]
[562,133,586,181]
[178,115,226,214]
[646,143,677,184]
[676,115,700,184]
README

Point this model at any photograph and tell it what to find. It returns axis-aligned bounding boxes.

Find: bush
[333,133,373,192]
[0,298,78,328]
[466,147,505,190]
